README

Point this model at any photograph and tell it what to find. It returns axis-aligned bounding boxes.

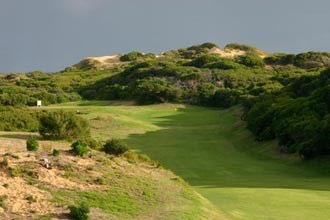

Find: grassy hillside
[45,101,330,220]
[0,130,224,219]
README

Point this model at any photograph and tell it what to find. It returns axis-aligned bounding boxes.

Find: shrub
[225,43,265,57]
[0,195,7,208]
[225,43,258,53]
[212,88,240,108]
[294,52,330,69]
[123,151,159,166]
[187,42,218,50]
[237,55,265,67]
[264,53,295,65]
[39,110,90,140]
[26,137,39,151]
[185,54,222,68]
[68,203,90,220]
[25,194,36,203]
[74,59,103,71]
[0,107,39,131]
[197,83,217,105]
[52,149,60,157]
[134,78,181,104]
[71,140,89,156]
[102,139,129,156]
[83,137,102,150]
[204,58,243,70]
[120,51,155,62]
[0,158,9,168]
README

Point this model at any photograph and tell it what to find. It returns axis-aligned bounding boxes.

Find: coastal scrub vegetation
[0,42,329,159]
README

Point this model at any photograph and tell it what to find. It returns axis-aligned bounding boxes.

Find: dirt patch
[86,55,120,64]
[0,132,70,155]
[0,174,61,219]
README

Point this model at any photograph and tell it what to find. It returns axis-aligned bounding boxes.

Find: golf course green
[48,101,330,220]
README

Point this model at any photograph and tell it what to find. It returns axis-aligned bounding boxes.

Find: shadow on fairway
[124,106,330,191]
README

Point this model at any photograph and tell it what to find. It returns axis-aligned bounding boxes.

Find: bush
[225,43,258,53]
[123,151,159,166]
[68,203,90,220]
[185,54,222,68]
[0,195,7,208]
[264,53,295,65]
[39,110,90,140]
[120,51,155,62]
[237,55,265,67]
[74,59,103,71]
[52,149,60,157]
[134,78,181,104]
[71,140,89,156]
[212,88,240,108]
[204,58,243,70]
[294,52,330,69]
[83,137,102,150]
[102,139,129,156]
[0,107,39,132]
[197,83,217,105]
[26,137,39,151]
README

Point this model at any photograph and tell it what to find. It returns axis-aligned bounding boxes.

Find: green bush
[68,203,90,220]
[185,54,222,68]
[264,53,295,65]
[71,140,89,157]
[225,43,258,53]
[134,78,181,104]
[0,107,39,132]
[52,149,60,157]
[293,52,330,69]
[123,151,159,166]
[0,195,7,208]
[26,137,39,151]
[120,51,155,62]
[177,42,218,59]
[213,88,240,108]
[245,69,330,158]
[237,55,265,67]
[39,110,90,140]
[225,43,266,57]
[73,59,103,71]
[197,83,217,105]
[204,58,243,70]
[83,137,102,150]
[102,139,129,156]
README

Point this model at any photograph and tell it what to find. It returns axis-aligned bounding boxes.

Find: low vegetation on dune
[245,68,330,159]
[0,133,224,219]
[1,42,330,159]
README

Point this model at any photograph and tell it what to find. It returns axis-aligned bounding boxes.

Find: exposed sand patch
[0,132,70,155]
[0,135,106,219]
[86,55,120,63]
[210,47,246,58]
[0,174,61,219]
[210,46,267,58]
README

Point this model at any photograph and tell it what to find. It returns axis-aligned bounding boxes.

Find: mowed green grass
[47,101,330,220]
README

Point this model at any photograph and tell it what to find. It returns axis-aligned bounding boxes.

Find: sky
[0,0,330,73]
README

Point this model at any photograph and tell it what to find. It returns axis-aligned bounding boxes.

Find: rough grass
[46,101,330,220]
[0,143,222,219]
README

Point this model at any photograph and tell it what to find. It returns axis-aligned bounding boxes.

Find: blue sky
[1,0,330,72]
